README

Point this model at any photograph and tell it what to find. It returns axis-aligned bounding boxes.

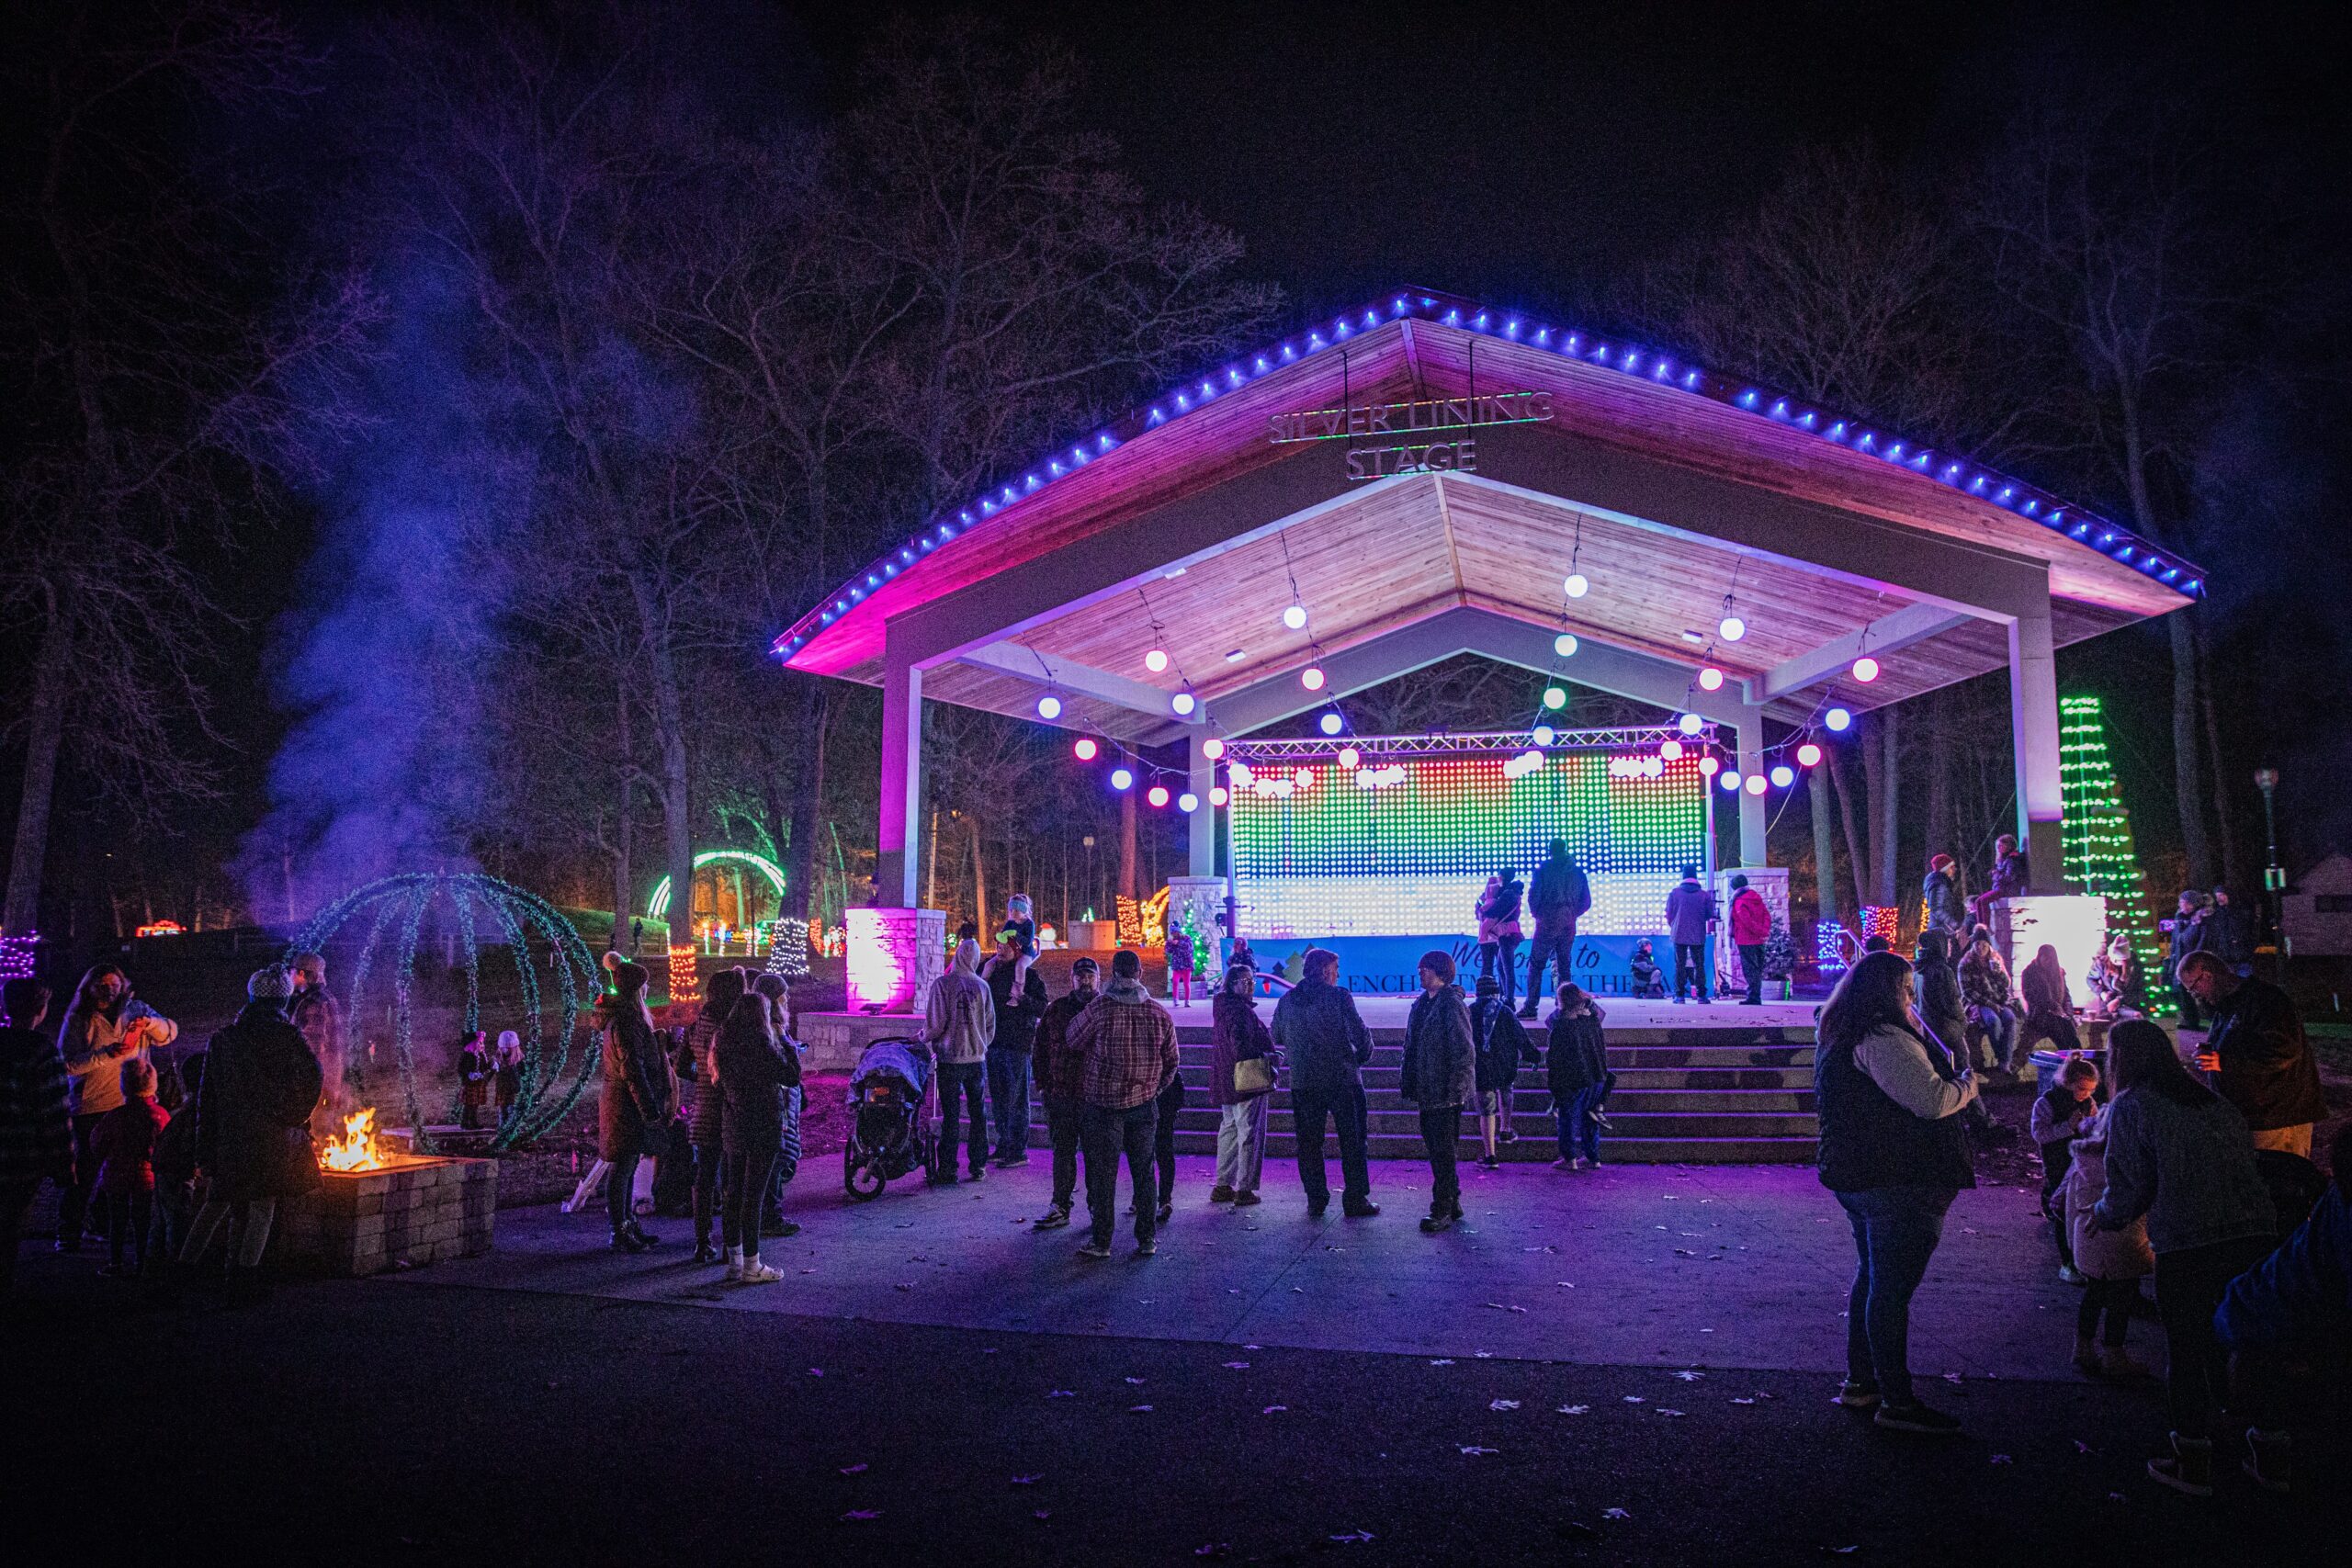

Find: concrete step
[1148,1083,1814,1114]
[1174,1044,1813,1070]
[1159,1131,1820,1165]
[1035,1108,1816,1141]
[1172,1026,1815,1048]
[1172,1065,1815,1093]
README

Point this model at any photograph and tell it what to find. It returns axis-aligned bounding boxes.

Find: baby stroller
[843,1038,937,1200]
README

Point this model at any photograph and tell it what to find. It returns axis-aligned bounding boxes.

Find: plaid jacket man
[1070,978,1179,1112]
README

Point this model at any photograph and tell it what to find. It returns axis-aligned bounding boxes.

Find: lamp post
[2254,768,2283,952]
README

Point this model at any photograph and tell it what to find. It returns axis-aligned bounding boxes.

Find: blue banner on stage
[1239,931,1702,999]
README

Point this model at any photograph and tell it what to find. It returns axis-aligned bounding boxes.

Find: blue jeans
[1521,923,1574,1013]
[1557,1086,1604,1162]
[936,1061,988,1175]
[986,1048,1032,1161]
[1836,1185,1958,1405]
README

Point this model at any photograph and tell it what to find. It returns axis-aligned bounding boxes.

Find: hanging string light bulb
[1542,685,1567,710]
[1202,737,1226,761]
[1170,690,1197,716]
[1697,666,1725,692]
[1678,712,1704,736]
[1796,741,1823,767]
[1744,773,1768,795]
[1300,665,1326,692]
[1719,769,1742,791]
[1659,738,1684,761]
[1770,764,1795,788]
[1145,647,1170,674]
[1178,791,1200,813]
[1532,723,1555,746]
[1283,602,1309,631]
[1699,755,1722,777]
[1337,745,1361,770]
[1073,738,1098,761]
[1318,711,1344,736]
[1209,785,1229,807]
[1851,655,1881,682]
[1147,784,1170,807]
[1110,767,1135,791]
[1036,694,1063,720]
[1554,632,1579,657]
[1826,706,1853,732]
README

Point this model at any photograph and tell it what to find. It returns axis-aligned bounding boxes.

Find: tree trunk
[1118,788,1138,899]
[610,689,633,953]
[1808,761,1841,929]
[969,817,988,931]
[2195,616,2243,895]
[2167,614,2214,889]
[1829,742,1871,915]
[1873,708,1901,908]
[649,649,694,952]
[925,806,940,910]
[2,610,71,933]
[1925,694,1952,876]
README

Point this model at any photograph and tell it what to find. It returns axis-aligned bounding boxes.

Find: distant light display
[1230,746,1707,940]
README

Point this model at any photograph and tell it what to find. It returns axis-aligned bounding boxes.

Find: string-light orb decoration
[1796,741,1823,767]
[1209,786,1229,807]
[1228,761,1253,786]
[1147,784,1170,807]
[1202,737,1226,761]
[1170,691,1197,716]
[1745,773,1769,795]
[1719,615,1747,642]
[1338,745,1361,769]
[1073,737,1099,761]
[1036,694,1063,720]
[1144,647,1170,673]
[1643,755,1666,779]
[1301,665,1327,692]
[1677,712,1704,736]
[1178,791,1200,813]
[1532,724,1555,746]
[1659,739,1684,761]
[1111,767,1135,791]
[1563,572,1589,599]
[1719,770,1743,791]
[1770,764,1796,788]
[1554,633,1579,657]
[1318,712,1344,736]
[1699,755,1722,777]
[1283,603,1309,631]
[1851,656,1881,683]
[1697,667,1724,692]
[1542,686,1567,711]
[1825,706,1853,732]
[1294,766,1317,789]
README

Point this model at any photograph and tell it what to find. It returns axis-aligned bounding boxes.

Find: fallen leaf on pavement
[1458,1445,1499,1456]
[1603,1507,1632,1520]
[1262,1404,1287,1415]
[841,1510,880,1522]
[1557,1404,1589,1415]
[1990,1454,2013,1465]
[1012,1474,1042,1485]
[1489,1399,1521,1411]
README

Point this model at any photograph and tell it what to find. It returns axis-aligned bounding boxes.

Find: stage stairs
[1027,1017,1819,1165]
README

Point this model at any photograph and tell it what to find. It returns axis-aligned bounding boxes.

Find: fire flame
[320,1108,388,1173]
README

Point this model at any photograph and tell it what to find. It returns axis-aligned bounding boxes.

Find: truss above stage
[1222,724,1723,761]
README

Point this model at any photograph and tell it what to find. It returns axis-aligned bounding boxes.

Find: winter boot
[2242,1427,2290,1495]
[2146,1432,2213,1497]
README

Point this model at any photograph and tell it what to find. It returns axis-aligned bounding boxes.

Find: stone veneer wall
[281,1155,497,1277]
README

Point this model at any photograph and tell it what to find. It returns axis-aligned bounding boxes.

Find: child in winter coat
[458,1030,491,1129]
[1001,894,1038,990]
[1627,940,1665,1000]
[2061,1114,2154,1380]
[91,1056,169,1277]
[1165,927,1196,1008]
[149,1053,204,1266]
[1546,984,1611,1168]
[2031,1055,2104,1280]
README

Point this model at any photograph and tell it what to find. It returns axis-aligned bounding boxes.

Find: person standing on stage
[1728,874,1771,1006]
[1518,840,1591,1021]
[1272,948,1379,1218]
[1664,867,1717,1003]
[1475,868,1526,1011]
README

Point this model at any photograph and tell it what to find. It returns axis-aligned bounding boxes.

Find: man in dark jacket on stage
[1272,949,1379,1217]
[1664,867,1717,1002]
[1518,840,1592,1020]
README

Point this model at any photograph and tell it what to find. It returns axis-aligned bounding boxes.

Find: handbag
[1232,1054,1276,1096]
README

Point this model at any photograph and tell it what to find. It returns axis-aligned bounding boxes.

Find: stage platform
[802,996,1824,1165]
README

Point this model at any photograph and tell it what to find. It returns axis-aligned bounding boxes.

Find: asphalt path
[6,1258,2338,1567]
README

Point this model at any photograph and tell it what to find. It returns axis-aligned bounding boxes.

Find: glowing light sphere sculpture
[288,873,601,1154]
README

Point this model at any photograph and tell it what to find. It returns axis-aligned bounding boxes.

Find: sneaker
[610,1230,650,1255]
[965,1166,987,1181]
[691,1243,722,1266]
[1497,1129,1519,1145]
[1033,1206,1071,1231]
[1135,1239,1157,1258]
[1076,1240,1114,1260]
[761,1218,800,1238]
[2242,1427,2290,1495]
[735,1258,782,1285]
[1306,1200,1329,1218]
[2146,1433,2214,1497]
[1450,1202,1464,1221]
[1231,1190,1261,1207]
[1208,1185,1235,1203]
[1571,1156,1589,1171]
[1551,1157,1573,1168]
[1155,1202,1173,1225]
[1873,1402,1962,1436]
[1590,1109,1612,1130]
[626,1223,661,1247]
[2057,1264,2086,1286]
[1834,1381,1882,1409]
[1342,1200,1381,1218]
[1419,1213,1453,1233]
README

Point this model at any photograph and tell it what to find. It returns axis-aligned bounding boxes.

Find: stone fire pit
[281,1153,498,1277]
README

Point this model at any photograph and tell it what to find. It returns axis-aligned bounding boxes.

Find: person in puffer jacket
[1400,951,1474,1233]
[2061,1114,2154,1381]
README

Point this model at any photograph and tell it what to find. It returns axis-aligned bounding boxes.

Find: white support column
[1736,699,1769,868]
[876,649,923,908]
[2007,579,2066,893]
[1187,733,1216,878]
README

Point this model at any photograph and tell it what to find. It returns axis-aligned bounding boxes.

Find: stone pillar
[876,649,924,907]
[846,905,946,1014]
[1187,734,1216,879]
[2007,577,2066,893]
[1167,875,1227,978]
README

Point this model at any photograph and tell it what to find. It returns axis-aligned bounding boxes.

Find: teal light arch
[647,850,788,922]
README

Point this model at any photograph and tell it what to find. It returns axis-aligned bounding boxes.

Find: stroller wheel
[844,1145,887,1201]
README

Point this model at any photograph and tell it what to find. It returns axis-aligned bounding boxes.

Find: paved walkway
[408,1155,2086,1382]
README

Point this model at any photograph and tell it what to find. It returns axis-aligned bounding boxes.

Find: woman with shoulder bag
[1209,963,1277,1206]
[713,991,795,1283]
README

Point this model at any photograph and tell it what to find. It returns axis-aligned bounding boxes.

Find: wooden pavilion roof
[775,291,2197,744]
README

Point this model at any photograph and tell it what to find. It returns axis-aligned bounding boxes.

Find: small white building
[2281,853,2352,958]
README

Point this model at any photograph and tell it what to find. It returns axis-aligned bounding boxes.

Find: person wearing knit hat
[247,966,293,1000]
[175,964,322,1303]
[1272,946,1379,1217]
[1922,854,1965,937]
